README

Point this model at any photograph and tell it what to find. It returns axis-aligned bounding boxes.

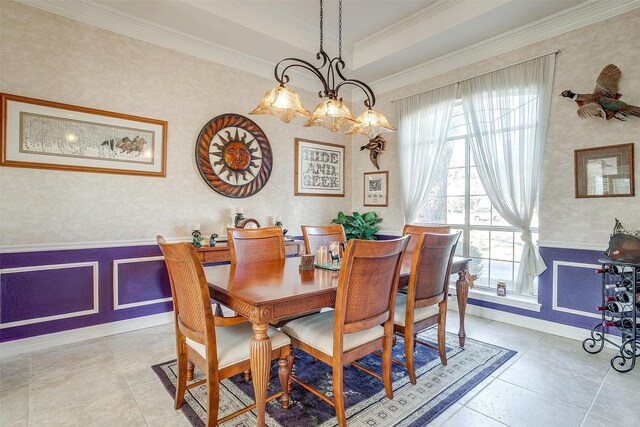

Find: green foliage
[331,211,382,240]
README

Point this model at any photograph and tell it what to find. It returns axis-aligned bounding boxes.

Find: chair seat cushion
[281,310,384,356]
[394,293,440,327]
[186,323,290,370]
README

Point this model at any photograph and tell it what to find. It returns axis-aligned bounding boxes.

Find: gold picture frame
[1,93,167,177]
[574,143,634,198]
[364,171,389,207]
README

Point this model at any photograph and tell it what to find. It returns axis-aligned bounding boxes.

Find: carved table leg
[456,269,469,347]
[250,322,272,427]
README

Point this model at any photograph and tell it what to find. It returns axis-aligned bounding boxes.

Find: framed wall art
[574,143,634,198]
[364,171,388,207]
[0,93,167,176]
[294,138,344,197]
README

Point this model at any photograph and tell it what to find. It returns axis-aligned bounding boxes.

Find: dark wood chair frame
[286,236,410,427]
[157,236,293,426]
[394,232,460,384]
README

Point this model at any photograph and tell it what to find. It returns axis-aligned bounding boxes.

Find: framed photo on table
[364,171,388,207]
[294,138,344,197]
[0,93,167,176]
[574,143,634,198]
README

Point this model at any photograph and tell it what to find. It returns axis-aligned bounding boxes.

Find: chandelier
[250,0,395,138]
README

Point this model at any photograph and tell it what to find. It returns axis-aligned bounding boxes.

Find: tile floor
[1,313,638,427]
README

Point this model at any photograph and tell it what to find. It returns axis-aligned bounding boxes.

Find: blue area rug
[152,329,515,426]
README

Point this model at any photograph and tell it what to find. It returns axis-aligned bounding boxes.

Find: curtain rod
[390,50,559,103]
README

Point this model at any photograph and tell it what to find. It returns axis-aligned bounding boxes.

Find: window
[417,101,539,296]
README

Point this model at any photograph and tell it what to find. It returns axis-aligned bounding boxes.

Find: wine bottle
[604,284,629,292]
[603,318,638,329]
[606,302,632,313]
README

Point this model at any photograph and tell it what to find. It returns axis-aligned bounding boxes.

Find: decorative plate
[195,114,272,198]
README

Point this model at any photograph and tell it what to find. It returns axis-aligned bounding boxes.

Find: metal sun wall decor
[195,113,272,198]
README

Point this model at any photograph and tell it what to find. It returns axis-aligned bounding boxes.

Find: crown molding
[354,0,465,51]
[354,0,640,101]
[17,0,320,92]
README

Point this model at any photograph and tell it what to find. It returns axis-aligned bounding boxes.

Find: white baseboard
[448,301,618,349]
[0,312,174,358]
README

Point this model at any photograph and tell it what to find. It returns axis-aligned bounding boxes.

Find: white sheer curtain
[397,83,458,224]
[460,54,555,295]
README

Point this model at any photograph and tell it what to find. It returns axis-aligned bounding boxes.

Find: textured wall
[0,1,352,247]
[351,8,640,245]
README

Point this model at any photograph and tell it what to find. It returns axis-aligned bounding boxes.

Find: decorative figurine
[560,64,640,120]
[192,229,202,247]
[234,208,246,227]
[274,216,288,236]
[209,233,219,247]
[360,135,386,170]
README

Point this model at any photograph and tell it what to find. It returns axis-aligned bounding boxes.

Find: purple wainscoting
[1,265,95,324]
[465,246,603,331]
[0,245,173,343]
[0,238,607,345]
[115,259,171,307]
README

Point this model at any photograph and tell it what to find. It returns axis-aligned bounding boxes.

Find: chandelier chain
[319,0,324,52]
[338,0,342,59]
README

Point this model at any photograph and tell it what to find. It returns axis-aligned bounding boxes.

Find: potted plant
[331,211,382,240]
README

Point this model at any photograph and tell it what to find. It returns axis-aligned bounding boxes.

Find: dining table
[204,255,471,426]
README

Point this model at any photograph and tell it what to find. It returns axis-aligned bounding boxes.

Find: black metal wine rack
[582,258,640,372]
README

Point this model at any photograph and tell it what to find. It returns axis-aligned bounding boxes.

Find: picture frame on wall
[574,143,634,198]
[0,93,167,177]
[294,138,344,197]
[364,171,389,207]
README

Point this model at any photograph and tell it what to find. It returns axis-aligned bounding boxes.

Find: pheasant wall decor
[560,64,640,120]
[360,134,386,170]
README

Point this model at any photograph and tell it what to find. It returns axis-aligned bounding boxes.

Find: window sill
[448,285,541,312]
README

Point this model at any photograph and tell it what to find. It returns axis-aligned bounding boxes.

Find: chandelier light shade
[250,85,311,123]
[250,0,395,136]
[345,108,397,138]
[304,98,357,132]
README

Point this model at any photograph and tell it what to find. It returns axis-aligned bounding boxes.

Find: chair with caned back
[227,226,286,264]
[282,236,410,427]
[157,236,293,426]
[399,224,452,288]
[301,224,346,255]
[394,232,459,384]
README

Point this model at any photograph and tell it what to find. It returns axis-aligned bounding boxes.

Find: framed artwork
[195,113,272,198]
[364,171,389,207]
[574,143,634,198]
[294,138,344,197]
[0,93,167,176]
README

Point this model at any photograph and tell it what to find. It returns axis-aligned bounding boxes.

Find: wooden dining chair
[394,232,460,384]
[282,236,410,427]
[157,236,293,426]
[227,226,286,264]
[398,224,452,290]
[301,224,346,255]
